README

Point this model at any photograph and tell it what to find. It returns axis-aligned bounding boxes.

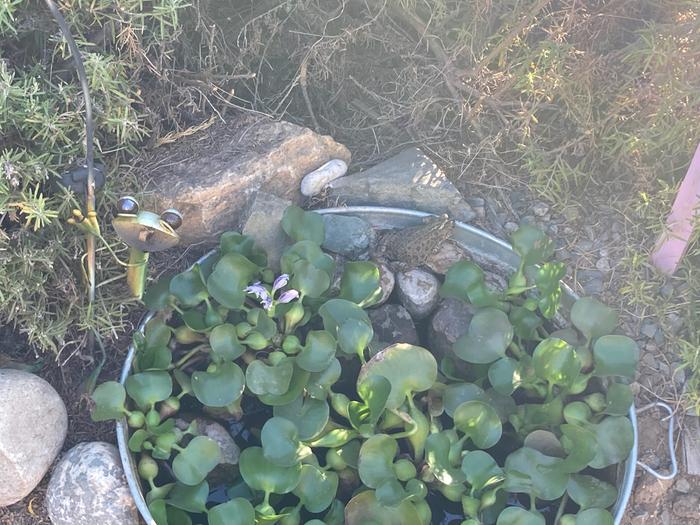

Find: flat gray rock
[46,442,139,525]
[0,369,67,507]
[327,148,475,221]
[242,191,292,271]
[321,214,374,258]
[368,304,419,346]
[428,298,475,358]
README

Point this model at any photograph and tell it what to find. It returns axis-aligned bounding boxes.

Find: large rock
[322,214,374,258]
[46,442,139,525]
[242,192,292,271]
[396,269,440,320]
[0,369,67,507]
[326,148,475,221]
[368,304,419,345]
[139,115,351,243]
[428,298,475,358]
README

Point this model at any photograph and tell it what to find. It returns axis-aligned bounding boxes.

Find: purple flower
[277,290,300,304]
[245,274,299,311]
[245,282,273,310]
[272,274,290,294]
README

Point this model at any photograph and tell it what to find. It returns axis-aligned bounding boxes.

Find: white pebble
[300,159,348,197]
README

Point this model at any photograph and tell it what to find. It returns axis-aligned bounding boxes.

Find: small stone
[673,494,700,519]
[300,159,348,196]
[595,257,611,272]
[375,262,395,307]
[428,298,474,358]
[321,214,374,258]
[0,369,67,507]
[177,418,240,484]
[426,241,467,274]
[532,202,549,217]
[46,442,139,525]
[242,191,292,271]
[577,269,604,295]
[368,304,419,345]
[504,221,519,233]
[396,269,440,319]
[674,478,691,494]
[641,322,659,339]
[642,352,658,368]
[466,197,486,218]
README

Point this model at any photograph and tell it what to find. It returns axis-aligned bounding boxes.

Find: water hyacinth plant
[91,206,639,525]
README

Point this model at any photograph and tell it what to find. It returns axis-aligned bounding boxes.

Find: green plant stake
[112,197,183,299]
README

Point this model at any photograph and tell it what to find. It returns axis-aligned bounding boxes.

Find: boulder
[321,214,374,258]
[396,269,440,319]
[428,298,475,358]
[368,304,419,346]
[242,191,292,271]
[375,262,396,307]
[326,148,475,221]
[137,115,351,243]
[46,442,139,525]
[0,369,67,507]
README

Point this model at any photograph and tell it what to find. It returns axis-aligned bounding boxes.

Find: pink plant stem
[651,143,700,275]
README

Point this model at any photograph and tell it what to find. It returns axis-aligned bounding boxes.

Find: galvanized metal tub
[117,205,638,525]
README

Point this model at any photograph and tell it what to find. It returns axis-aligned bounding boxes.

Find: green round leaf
[358,344,437,410]
[274,395,330,441]
[603,382,634,416]
[453,308,514,364]
[239,446,302,495]
[145,318,171,348]
[192,361,245,407]
[209,324,245,361]
[281,241,335,279]
[207,253,259,309]
[166,481,209,513]
[358,374,391,425]
[461,450,504,492]
[522,430,564,458]
[319,298,372,336]
[261,416,311,467]
[293,464,339,513]
[358,434,398,488]
[259,362,311,406]
[511,225,554,266]
[125,371,173,410]
[344,490,422,525]
[246,359,295,396]
[90,381,126,421]
[571,297,618,341]
[149,500,193,525]
[220,231,267,266]
[169,268,208,306]
[496,507,545,525]
[425,432,466,485]
[440,261,486,301]
[208,498,256,525]
[375,478,408,507]
[297,330,337,372]
[143,274,174,310]
[453,400,502,449]
[337,318,373,357]
[532,338,581,387]
[587,416,634,468]
[292,259,331,298]
[558,424,597,473]
[593,335,639,378]
[567,474,618,510]
[488,358,520,395]
[443,383,486,417]
[282,205,325,244]
[504,447,568,500]
[339,261,383,307]
[576,508,614,525]
[172,436,221,486]
[307,358,342,399]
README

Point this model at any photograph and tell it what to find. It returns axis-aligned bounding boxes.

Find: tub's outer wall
[117,206,638,525]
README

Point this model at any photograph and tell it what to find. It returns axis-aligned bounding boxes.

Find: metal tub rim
[117,205,638,525]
